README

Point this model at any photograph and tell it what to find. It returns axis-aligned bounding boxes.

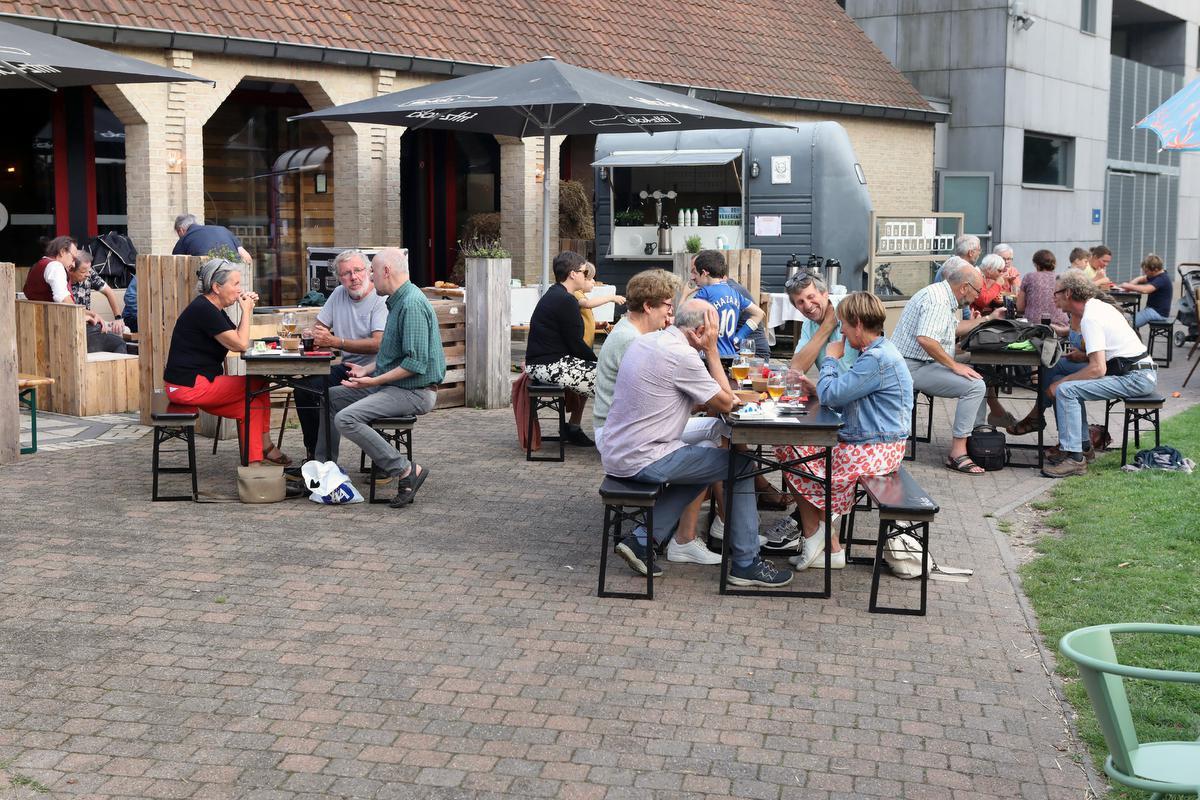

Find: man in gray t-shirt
[297,250,389,457]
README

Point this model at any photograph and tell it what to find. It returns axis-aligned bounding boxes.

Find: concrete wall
[850,0,1200,276]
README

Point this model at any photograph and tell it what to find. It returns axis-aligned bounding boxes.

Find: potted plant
[685,235,702,254]
[462,236,512,410]
[614,208,645,227]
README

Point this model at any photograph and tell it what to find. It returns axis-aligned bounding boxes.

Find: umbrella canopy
[292,56,784,286]
[0,18,213,90]
[1135,75,1200,151]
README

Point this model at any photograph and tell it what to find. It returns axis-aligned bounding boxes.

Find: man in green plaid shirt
[317,247,445,507]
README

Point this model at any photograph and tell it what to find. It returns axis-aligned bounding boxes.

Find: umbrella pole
[542,129,551,292]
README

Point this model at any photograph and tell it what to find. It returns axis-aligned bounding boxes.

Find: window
[1081,0,1097,34]
[1023,133,1074,187]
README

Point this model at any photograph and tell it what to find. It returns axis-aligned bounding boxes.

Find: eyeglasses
[1053,288,1066,296]
[339,267,368,278]
[964,281,982,298]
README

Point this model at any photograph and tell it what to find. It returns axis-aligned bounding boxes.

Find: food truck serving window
[592,149,743,168]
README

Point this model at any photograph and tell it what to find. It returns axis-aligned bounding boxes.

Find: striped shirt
[375,280,446,388]
[890,281,959,361]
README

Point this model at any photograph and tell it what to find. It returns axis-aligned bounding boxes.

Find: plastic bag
[300,460,364,504]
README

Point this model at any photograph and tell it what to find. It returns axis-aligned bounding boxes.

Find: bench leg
[869,519,930,616]
[598,504,654,600]
[842,487,875,566]
[1121,408,1132,466]
[527,397,566,463]
[152,428,163,501]
[19,387,37,455]
[153,426,198,502]
[187,428,198,502]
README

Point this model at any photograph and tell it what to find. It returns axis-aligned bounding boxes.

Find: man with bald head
[316,247,445,508]
[599,298,791,587]
[891,261,1005,474]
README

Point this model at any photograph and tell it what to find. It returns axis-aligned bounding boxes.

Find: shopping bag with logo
[300,460,365,504]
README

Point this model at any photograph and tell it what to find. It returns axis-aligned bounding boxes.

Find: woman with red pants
[162,258,291,465]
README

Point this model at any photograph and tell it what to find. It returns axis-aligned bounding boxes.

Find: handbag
[960,318,1062,369]
[966,424,1007,471]
[237,464,286,503]
[883,533,974,581]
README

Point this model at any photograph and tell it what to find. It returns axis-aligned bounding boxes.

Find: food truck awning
[591,149,743,168]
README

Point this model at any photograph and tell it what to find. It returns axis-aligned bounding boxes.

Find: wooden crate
[672,249,761,298]
[431,299,466,409]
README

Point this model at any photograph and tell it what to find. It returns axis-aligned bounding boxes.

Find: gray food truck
[593,121,873,292]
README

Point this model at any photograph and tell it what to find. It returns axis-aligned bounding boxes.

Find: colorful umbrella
[1135,75,1200,151]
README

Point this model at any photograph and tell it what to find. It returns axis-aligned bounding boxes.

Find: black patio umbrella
[292,56,784,286]
[0,18,213,90]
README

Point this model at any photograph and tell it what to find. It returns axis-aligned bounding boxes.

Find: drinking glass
[730,359,750,383]
[786,373,808,403]
[767,371,785,402]
[281,311,297,337]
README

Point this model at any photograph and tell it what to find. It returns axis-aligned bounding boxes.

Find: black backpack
[960,318,1062,369]
[87,231,138,288]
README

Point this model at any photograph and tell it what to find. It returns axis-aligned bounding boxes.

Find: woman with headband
[162,258,290,465]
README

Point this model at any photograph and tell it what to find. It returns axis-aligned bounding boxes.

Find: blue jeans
[1038,357,1088,410]
[1133,307,1167,329]
[630,444,760,568]
[1053,369,1157,452]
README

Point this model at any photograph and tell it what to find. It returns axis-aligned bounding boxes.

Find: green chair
[1059,623,1200,799]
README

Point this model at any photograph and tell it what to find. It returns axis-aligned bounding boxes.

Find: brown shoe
[1041,457,1088,478]
[1046,445,1096,463]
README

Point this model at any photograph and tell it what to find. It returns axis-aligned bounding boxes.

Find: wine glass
[767,371,785,404]
[281,311,297,337]
[730,358,750,384]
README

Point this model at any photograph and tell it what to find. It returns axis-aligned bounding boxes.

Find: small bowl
[280,336,302,352]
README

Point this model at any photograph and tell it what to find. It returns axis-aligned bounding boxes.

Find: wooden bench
[359,416,417,504]
[904,391,935,461]
[840,467,939,616]
[1103,394,1166,466]
[149,390,200,502]
[597,476,663,600]
[15,299,139,416]
[17,373,54,454]
[527,382,567,462]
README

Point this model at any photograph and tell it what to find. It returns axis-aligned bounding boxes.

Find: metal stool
[1146,319,1175,368]
[359,416,416,504]
[527,382,566,462]
[904,391,934,461]
[150,391,199,502]
[598,476,663,600]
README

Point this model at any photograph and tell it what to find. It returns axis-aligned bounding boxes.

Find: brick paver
[1,355,1196,799]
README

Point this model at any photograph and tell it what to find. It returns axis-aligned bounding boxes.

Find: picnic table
[240,350,338,466]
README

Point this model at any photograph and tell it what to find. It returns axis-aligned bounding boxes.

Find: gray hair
[674,298,711,331]
[373,247,409,276]
[993,243,1014,257]
[174,213,197,233]
[978,253,1005,276]
[332,249,369,277]
[74,249,93,265]
[197,257,240,295]
[784,270,829,296]
[1057,270,1106,303]
[944,260,979,287]
[954,234,981,259]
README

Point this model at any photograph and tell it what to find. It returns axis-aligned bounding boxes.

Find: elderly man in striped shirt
[890,259,1006,475]
[316,247,445,507]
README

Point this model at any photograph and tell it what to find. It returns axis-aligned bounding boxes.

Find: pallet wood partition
[672,249,762,298]
[1,263,18,463]
[14,300,139,416]
[432,299,466,410]
[137,254,203,425]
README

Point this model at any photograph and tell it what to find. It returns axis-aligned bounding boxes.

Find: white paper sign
[754,215,782,237]
[922,217,936,239]
[770,155,792,185]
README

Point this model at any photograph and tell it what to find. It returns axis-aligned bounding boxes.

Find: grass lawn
[1019,404,1200,799]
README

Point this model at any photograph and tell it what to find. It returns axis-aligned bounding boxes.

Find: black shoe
[389,465,429,508]
[615,537,663,577]
[564,424,594,447]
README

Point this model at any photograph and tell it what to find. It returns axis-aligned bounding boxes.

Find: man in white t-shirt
[598,298,791,588]
[1043,271,1157,477]
[295,249,388,459]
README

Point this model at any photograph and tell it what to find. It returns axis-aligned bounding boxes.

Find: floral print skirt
[773,440,908,515]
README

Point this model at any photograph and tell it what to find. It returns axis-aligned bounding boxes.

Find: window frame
[1022,131,1076,189]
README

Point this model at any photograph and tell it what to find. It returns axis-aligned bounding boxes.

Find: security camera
[1009,1,1035,30]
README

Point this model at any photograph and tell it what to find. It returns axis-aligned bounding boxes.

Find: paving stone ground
[1,353,1197,800]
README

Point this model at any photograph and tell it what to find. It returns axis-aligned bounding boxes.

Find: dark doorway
[401,130,500,286]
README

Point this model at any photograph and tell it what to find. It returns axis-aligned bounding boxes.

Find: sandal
[945,454,985,475]
[263,447,292,466]
[389,464,430,508]
[1006,417,1046,436]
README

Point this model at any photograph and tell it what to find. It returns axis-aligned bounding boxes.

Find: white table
[510,284,617,326]
[764,289,845,345]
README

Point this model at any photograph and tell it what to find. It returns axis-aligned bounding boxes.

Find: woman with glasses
[162,258,289,466]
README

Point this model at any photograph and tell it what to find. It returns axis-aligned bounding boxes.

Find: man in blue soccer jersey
[688,250,765,357]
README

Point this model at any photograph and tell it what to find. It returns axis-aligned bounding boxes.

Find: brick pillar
[497,135,564,286]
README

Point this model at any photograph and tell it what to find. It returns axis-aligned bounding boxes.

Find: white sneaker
[810,549,845,569]
[708,516,768,547]
[788,529,826,570]
[667,538,723,565]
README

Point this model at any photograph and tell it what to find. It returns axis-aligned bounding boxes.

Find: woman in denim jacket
[773,292,914,570]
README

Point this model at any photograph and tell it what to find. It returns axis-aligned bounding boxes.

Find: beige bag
[237,464,286,503]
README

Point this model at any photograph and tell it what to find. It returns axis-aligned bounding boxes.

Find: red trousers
[164,375,270,462]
